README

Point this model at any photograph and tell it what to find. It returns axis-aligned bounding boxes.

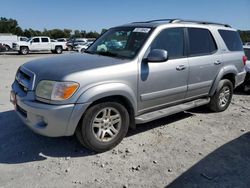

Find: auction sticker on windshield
[133,28,151,33]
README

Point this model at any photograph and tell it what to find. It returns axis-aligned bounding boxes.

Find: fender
[65,83,137,136]
[76,82,137,113]
[209,65,237,95]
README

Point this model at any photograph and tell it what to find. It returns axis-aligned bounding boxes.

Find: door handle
[214,60,222,65]
[176,65,186,71]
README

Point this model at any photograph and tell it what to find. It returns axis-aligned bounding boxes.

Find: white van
[0,33,28,51]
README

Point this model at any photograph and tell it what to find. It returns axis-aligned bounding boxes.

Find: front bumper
[11,82,90,137]
[12,45,20,51]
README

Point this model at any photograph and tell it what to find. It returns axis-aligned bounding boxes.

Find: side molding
[209,65,237,95]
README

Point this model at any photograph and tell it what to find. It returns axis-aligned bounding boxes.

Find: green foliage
[3,17,249,43]
[101,29,108,34]
[0,17,101,39]
[239,30,250,43]
[0,17,19,34]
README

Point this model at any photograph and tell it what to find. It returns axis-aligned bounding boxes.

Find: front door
[30,37,41,51]
[138,27,189,112]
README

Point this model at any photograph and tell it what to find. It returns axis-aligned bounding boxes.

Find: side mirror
[147,49,168,63]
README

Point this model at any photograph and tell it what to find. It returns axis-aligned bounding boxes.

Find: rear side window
[150,28,185,59]
[188,28,217,56]
[218,30,243,51]
[41,38,49,42]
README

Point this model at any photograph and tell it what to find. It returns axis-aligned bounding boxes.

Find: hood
[15,41,29,45]
[23,53,129,83]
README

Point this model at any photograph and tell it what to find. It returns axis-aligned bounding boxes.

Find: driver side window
[149,28,185,59]
[32,38,40,43]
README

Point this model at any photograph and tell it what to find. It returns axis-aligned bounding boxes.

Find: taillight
[243,56,247,65]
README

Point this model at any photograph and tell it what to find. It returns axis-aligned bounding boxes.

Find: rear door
[40,37,50,50]
[186,27,222,98]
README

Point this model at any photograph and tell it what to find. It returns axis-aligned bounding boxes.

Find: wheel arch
[20,45,29,50]
[65,83,137,136]
[55,45,63,48]
[209,66,237,96]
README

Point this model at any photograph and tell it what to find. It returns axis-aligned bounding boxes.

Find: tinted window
[188,28,217,56]
[32,38,40,43]
[150,28,185,59]
[219,30,243,51]
[41,38,49,42]
[244,48,250,59]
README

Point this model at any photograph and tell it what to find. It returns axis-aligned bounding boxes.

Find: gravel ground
[0,52,250,188]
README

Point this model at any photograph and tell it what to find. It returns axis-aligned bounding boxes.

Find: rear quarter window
[218,30,243,51]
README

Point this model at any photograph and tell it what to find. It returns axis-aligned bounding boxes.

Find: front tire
[208,79,233,112]
[76,102,129,152]
[19,46,29,55]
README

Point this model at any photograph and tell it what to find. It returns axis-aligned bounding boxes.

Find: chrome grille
[12,43,17,48]
[15,67,35,92]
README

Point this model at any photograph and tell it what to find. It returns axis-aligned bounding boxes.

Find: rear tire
[76,102,129,152]
[5,45,10,51]
[19,46,29,55]
[67,45,73,51]
[55,46,62,54]
[208,79,233,112]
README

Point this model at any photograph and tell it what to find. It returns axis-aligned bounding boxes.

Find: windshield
[86,27,152,59]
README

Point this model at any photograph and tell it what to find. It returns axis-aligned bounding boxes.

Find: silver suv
[11,19,246,152]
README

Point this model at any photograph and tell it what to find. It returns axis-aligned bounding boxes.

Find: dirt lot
[0,52,250,188]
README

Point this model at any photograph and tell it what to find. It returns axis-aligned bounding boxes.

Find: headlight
[36,80,79,101]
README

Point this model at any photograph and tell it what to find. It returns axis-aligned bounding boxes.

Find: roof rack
[132,19,177,24]
[171,19,231,27]
[132,19,231,28]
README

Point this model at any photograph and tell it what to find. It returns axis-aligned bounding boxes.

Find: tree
[101,29,108,34]
[0,17,21,34]
[86,31,99,38]
[239,30,250,43]
[63,29,72,38]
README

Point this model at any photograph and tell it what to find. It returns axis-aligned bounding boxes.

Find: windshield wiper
[84,50,95,54]
[97,51,118,57]
[85,50,127,59]
[96,51,126,59]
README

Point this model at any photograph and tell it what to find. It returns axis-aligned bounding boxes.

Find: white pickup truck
[12,36,64,55]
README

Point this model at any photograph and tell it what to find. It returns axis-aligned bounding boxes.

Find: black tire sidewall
[5,45,10,51]
[67,46,72,51]
[56,47,62,54]
[21,47,28,55]
[214,79,233,111]
[81,102,129,152]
